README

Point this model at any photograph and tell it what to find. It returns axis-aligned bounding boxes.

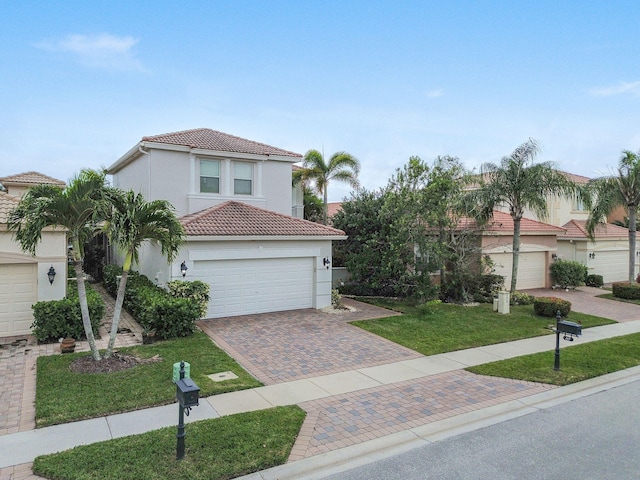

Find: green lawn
[351,301,614,356]
[33,406,305,480]
[35,331,262,427]
[468,332,640,385]
[597,292,640,305]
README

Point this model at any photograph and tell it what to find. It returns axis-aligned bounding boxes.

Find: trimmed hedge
[550,260,587,289]
[31,282,104,343]
[167,280,210,317]
[510,291,535,306]
[585,274,604,288]
[533,296,571,317]
[102,265,199,339]
[612,282,640,300]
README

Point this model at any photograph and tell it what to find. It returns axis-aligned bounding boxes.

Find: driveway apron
[197,299,422,385]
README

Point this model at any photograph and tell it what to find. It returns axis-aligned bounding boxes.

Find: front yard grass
[468,332,640,385]
[352,301,615,356]
[35,331,262,427]
[33,406,305,480]
[597,292,640,305]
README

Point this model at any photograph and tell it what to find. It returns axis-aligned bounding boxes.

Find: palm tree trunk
[510,217,522,293]
[629,205,637,283]
[74,259,101,361]
[323,188,328,225]
[105,268,129,358]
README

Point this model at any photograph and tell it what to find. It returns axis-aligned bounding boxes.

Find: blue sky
[2,1,640,201]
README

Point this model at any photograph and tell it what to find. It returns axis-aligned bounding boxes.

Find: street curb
[240,366,640,480]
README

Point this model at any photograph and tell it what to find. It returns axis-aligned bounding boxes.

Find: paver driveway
[197,298,423,385]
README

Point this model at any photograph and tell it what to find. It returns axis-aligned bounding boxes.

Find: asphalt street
[320,378,640,480]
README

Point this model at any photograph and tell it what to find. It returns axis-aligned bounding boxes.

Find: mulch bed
[70,352,162,374]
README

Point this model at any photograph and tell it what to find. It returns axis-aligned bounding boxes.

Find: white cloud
[426,88,444,98]
[36,33,147,72]
[589,81,640,97]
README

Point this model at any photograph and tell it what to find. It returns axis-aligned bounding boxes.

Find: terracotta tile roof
[327,202,343,218]
[142,128,302,158]
[459,210,566,234]
[467,169,590,189]
[181,201,346,237]
[0,191,19,224]
[559,219,629,239]
[0,171,65,187]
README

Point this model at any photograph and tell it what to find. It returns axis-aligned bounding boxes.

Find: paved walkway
[2,288,640,479]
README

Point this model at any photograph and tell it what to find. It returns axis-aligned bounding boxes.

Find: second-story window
[234,162,253,195]
[200,159,220,193]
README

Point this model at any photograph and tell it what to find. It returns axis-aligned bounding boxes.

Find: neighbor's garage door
[490,252,546,290]
[590,250,628,284]
[192,257,314,318]
[0,264,37,336]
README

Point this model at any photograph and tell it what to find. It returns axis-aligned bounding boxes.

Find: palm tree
[293,149,360,224]
[104,189,185,357]
[8,169,109,360]
[586,150,640,283]
[471,139,580,292]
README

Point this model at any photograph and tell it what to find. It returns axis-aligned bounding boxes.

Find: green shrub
[102,265,199,339]
[167,280,210,317]
[533,296,571,317]
[510,291,535,305]
[585,274,604,288]
[612,282,640,300]
[550,260,588,289]
[31,282,104,343]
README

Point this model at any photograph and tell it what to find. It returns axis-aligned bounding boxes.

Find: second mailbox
[176,378,200,408]
[557,320,582,336]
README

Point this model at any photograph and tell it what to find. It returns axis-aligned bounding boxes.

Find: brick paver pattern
[198,299,422,385]
[290,370,556,460]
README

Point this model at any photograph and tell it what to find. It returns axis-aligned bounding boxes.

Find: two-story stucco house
[0,172,67,337]
[107,128,346,318]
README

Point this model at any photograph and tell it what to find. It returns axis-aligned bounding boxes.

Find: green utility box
[173,362,191,382]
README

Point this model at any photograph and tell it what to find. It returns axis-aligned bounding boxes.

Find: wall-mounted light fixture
[551,253,558,260]
[47,266,56,285]
[589,252,596,259]
[323,257,331,269]
[180,261,188,277]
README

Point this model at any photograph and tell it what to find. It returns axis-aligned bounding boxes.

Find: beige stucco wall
[0,228,67,301]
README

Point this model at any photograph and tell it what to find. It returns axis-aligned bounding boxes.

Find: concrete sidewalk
[3,319,640,477]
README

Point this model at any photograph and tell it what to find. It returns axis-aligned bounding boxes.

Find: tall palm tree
[104,189,185,357]
[293,149,360,224]
[471,139,580,292]
[586,150,640,283]
[8,169,109,360]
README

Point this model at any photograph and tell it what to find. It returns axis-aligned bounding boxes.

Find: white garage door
[590,251,628,283]
[0,264,37,336]
[192,257,314,318]
[490,252,546,290]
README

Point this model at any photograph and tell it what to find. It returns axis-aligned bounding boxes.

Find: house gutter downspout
[138,142,151,197]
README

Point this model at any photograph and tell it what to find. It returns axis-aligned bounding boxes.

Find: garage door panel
[192,257,314,317]
[491,252,546,290]
[0,264,37,336]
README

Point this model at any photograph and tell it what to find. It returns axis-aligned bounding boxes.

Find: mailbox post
[175,360,200,460]
[554,310,582,371]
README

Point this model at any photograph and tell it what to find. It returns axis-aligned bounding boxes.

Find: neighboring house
[558,220,635,284]
[477,211,566,289]
[0,174,67,338]
[0,171,66,199]
[107,128,346,317]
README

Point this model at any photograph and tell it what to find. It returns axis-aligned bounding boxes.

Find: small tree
[8,169,109,360]
[103,189,185,358]
[293,149,360,225]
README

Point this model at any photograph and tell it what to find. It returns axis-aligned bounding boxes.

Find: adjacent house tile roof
[458,210,566,234]
[326,202,343,218]
[181,201,346,237]
[559,219,630,239]
[0,171,65,187]
[142,128,302,158]
[0,191,19,223]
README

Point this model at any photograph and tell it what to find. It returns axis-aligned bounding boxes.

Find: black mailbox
[557,320,582,336]
[176,378,200,408]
